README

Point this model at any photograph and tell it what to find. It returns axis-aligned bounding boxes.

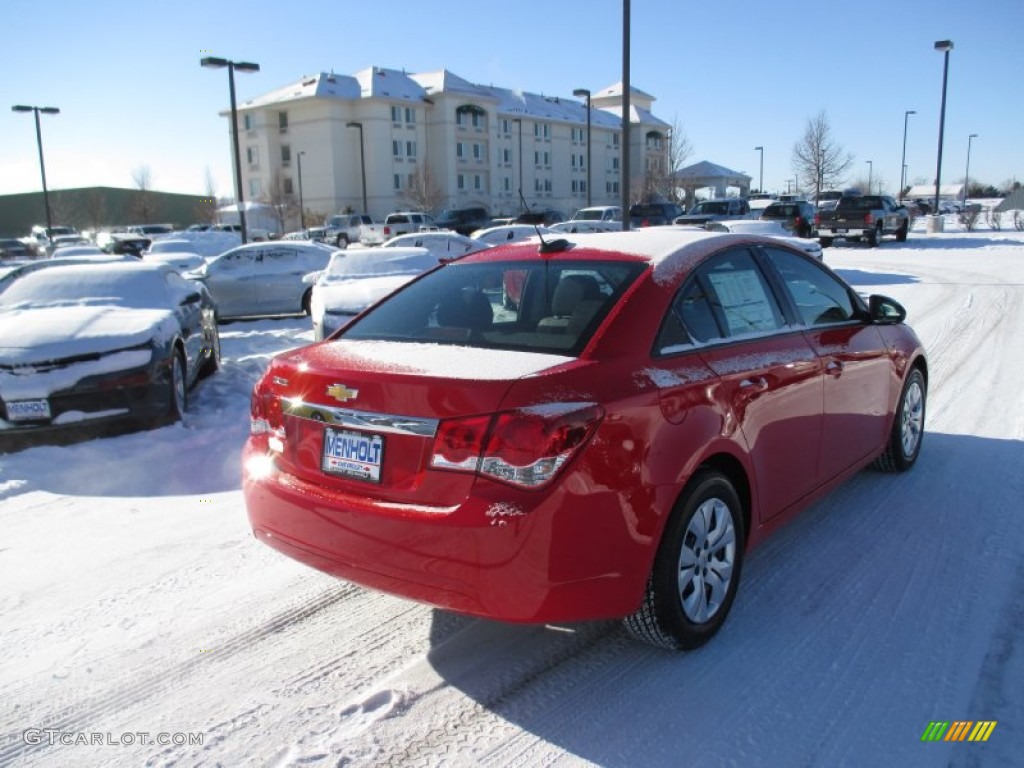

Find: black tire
[623,470,745,650]
[167,349,187,423]
[868,224,882,247]
[819,236,833,247]
[874,368,926,472]
[198,325,221,380]
[896,220,909,242]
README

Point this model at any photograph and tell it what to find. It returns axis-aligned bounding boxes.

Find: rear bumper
[242,441,649,623]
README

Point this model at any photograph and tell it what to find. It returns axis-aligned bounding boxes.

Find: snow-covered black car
[0,261,220,450]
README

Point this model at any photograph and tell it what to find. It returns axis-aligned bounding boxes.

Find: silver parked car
[186,241,337,319]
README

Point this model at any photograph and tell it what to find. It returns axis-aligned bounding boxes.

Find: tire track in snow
[0,582,359,765]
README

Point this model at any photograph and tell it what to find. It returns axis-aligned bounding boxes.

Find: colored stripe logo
[921,721,997,742]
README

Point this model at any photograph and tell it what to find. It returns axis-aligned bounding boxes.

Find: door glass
[762,247,856,326]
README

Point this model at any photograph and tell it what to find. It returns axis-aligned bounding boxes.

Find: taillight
[250,376,285,451]
[383,226,392,235]
[864,213,874,225]
[813,213,821,226]
[430,404,604,489]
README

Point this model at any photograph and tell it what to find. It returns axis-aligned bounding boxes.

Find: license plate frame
[834,228,848,234]
[321,427,384,483]
[5,399,51,422]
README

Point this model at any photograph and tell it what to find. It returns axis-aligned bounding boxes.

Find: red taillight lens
[250,376,285,450]
[430,404,604,489]
[383,226,392,235]
[813,213,821,226]
[864,213,874,225]
[430,415,490,471]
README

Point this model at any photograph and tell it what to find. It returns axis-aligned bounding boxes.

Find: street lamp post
[900,109,916,202]
[933,40,954,214]
[964,133,978,208]
[754,146,763,195]
[201,56,259,244]
[866,160,873,194]
[573,88,592,207]
[11,104,60,236]
[297,150,306,231]
[346,122,368,214]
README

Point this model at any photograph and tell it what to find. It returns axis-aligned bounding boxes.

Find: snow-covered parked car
[382,231,490,259]
[706,220,824,260]
[185,241,336,320]
[142,239,207,273]
[310,247,443,341]
[0,261,220,449]
[470,224,555,245]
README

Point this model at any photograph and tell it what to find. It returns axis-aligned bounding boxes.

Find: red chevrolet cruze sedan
[243,229,927,649]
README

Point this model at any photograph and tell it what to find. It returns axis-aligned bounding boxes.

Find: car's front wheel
[198,326,221,380]
[623,470,744,650]
[896,220,909,242]
[874,367,926,472]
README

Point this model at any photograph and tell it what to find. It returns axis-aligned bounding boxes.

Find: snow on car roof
[323,247,438,281]
[0,262,181,310]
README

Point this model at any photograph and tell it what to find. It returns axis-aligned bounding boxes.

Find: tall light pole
[512,117,523,210]
[754,146,764,195]
[621,0,631,230]
[573,88,592,207]
[346,122,367,214]
[963,133,978,208]
[933,40,954,214]
[900,109,916,202]
[296,150,306,231]
[12,104,60,236]
[201,56,259,244]
[866,160,873,194]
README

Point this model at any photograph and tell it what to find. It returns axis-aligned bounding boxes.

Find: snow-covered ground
[2,218,1022,767]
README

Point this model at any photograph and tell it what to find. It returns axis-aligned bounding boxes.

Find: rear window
[764,204,797,216]
[341,259,645,356]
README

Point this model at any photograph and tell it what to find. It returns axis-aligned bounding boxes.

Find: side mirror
[180,291,202,306]
[868,294,906,324]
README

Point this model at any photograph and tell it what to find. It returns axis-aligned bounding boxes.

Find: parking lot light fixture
[964,133,978,208]
[201,56,260,244]
[346,123,368,215]
[900,110,916,202]
[12,104,60,235]
[933,40,953,214]
[573,88,592,207]
[754,146,763,194]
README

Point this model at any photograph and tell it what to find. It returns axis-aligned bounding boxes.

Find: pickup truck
[672,198,751,227]
[814,195,910,247]
[324,213,373,247]
[359,212,439,245]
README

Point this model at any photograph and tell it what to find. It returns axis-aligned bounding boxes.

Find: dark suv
[435,206,491,235]
[760,200,817,237]
[515,209,565,226]
[629,202,685,227]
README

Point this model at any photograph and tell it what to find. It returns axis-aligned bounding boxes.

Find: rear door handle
[739,376,768,392]
[826,360,844,377]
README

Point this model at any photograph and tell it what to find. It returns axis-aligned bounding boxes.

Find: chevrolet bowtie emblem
[326,384,359,403]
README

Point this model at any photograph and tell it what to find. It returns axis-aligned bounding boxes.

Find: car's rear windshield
[340,259,646,356]
[838,196,883,210]
[764,204,799,215]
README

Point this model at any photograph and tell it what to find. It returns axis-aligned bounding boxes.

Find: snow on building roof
[592,81,655,102]
[235,66,658,128]
[905,184,964,199]
[674,161,750,180]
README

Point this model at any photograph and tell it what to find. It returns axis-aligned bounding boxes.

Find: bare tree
[82,189,108,231]
[635,116,693,204]
[195,166,219,224]
[263,170,298,235]
[404,164,444,213]
[791,111,853,202]
[131,165,157,223]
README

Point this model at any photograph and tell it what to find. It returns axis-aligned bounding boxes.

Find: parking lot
[2,229,1022,766]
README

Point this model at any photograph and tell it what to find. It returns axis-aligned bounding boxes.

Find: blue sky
[3,0,1021,200]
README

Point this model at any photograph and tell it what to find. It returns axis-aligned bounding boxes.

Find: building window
[544,179,552,192]
[503,176,511,192]
[571,154,577,168]
[249,178,262,197]
[404,107,415,124]
[457,174,465,190]
[281,145,291,165]
[246,146,259,166]
[406,140,417,159]
[501,118,511,134]
[612,133,620,147]
[474,174,482,191]
[243,114,254,131]
[579,153,585,168]
[456,104,486,129]
[282,177,293,195]
[501,148,511,165]
[473,143,482,160]
[611,157,620,171]
[392,140,403,158]
[456,142,465,159]
[581,180,587,194]
[278,111,288,133]
[391,105,401,123]
[543,151,550,167]
[534,151,541,166]
[572,180,578,193]
[533,123,550,139]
